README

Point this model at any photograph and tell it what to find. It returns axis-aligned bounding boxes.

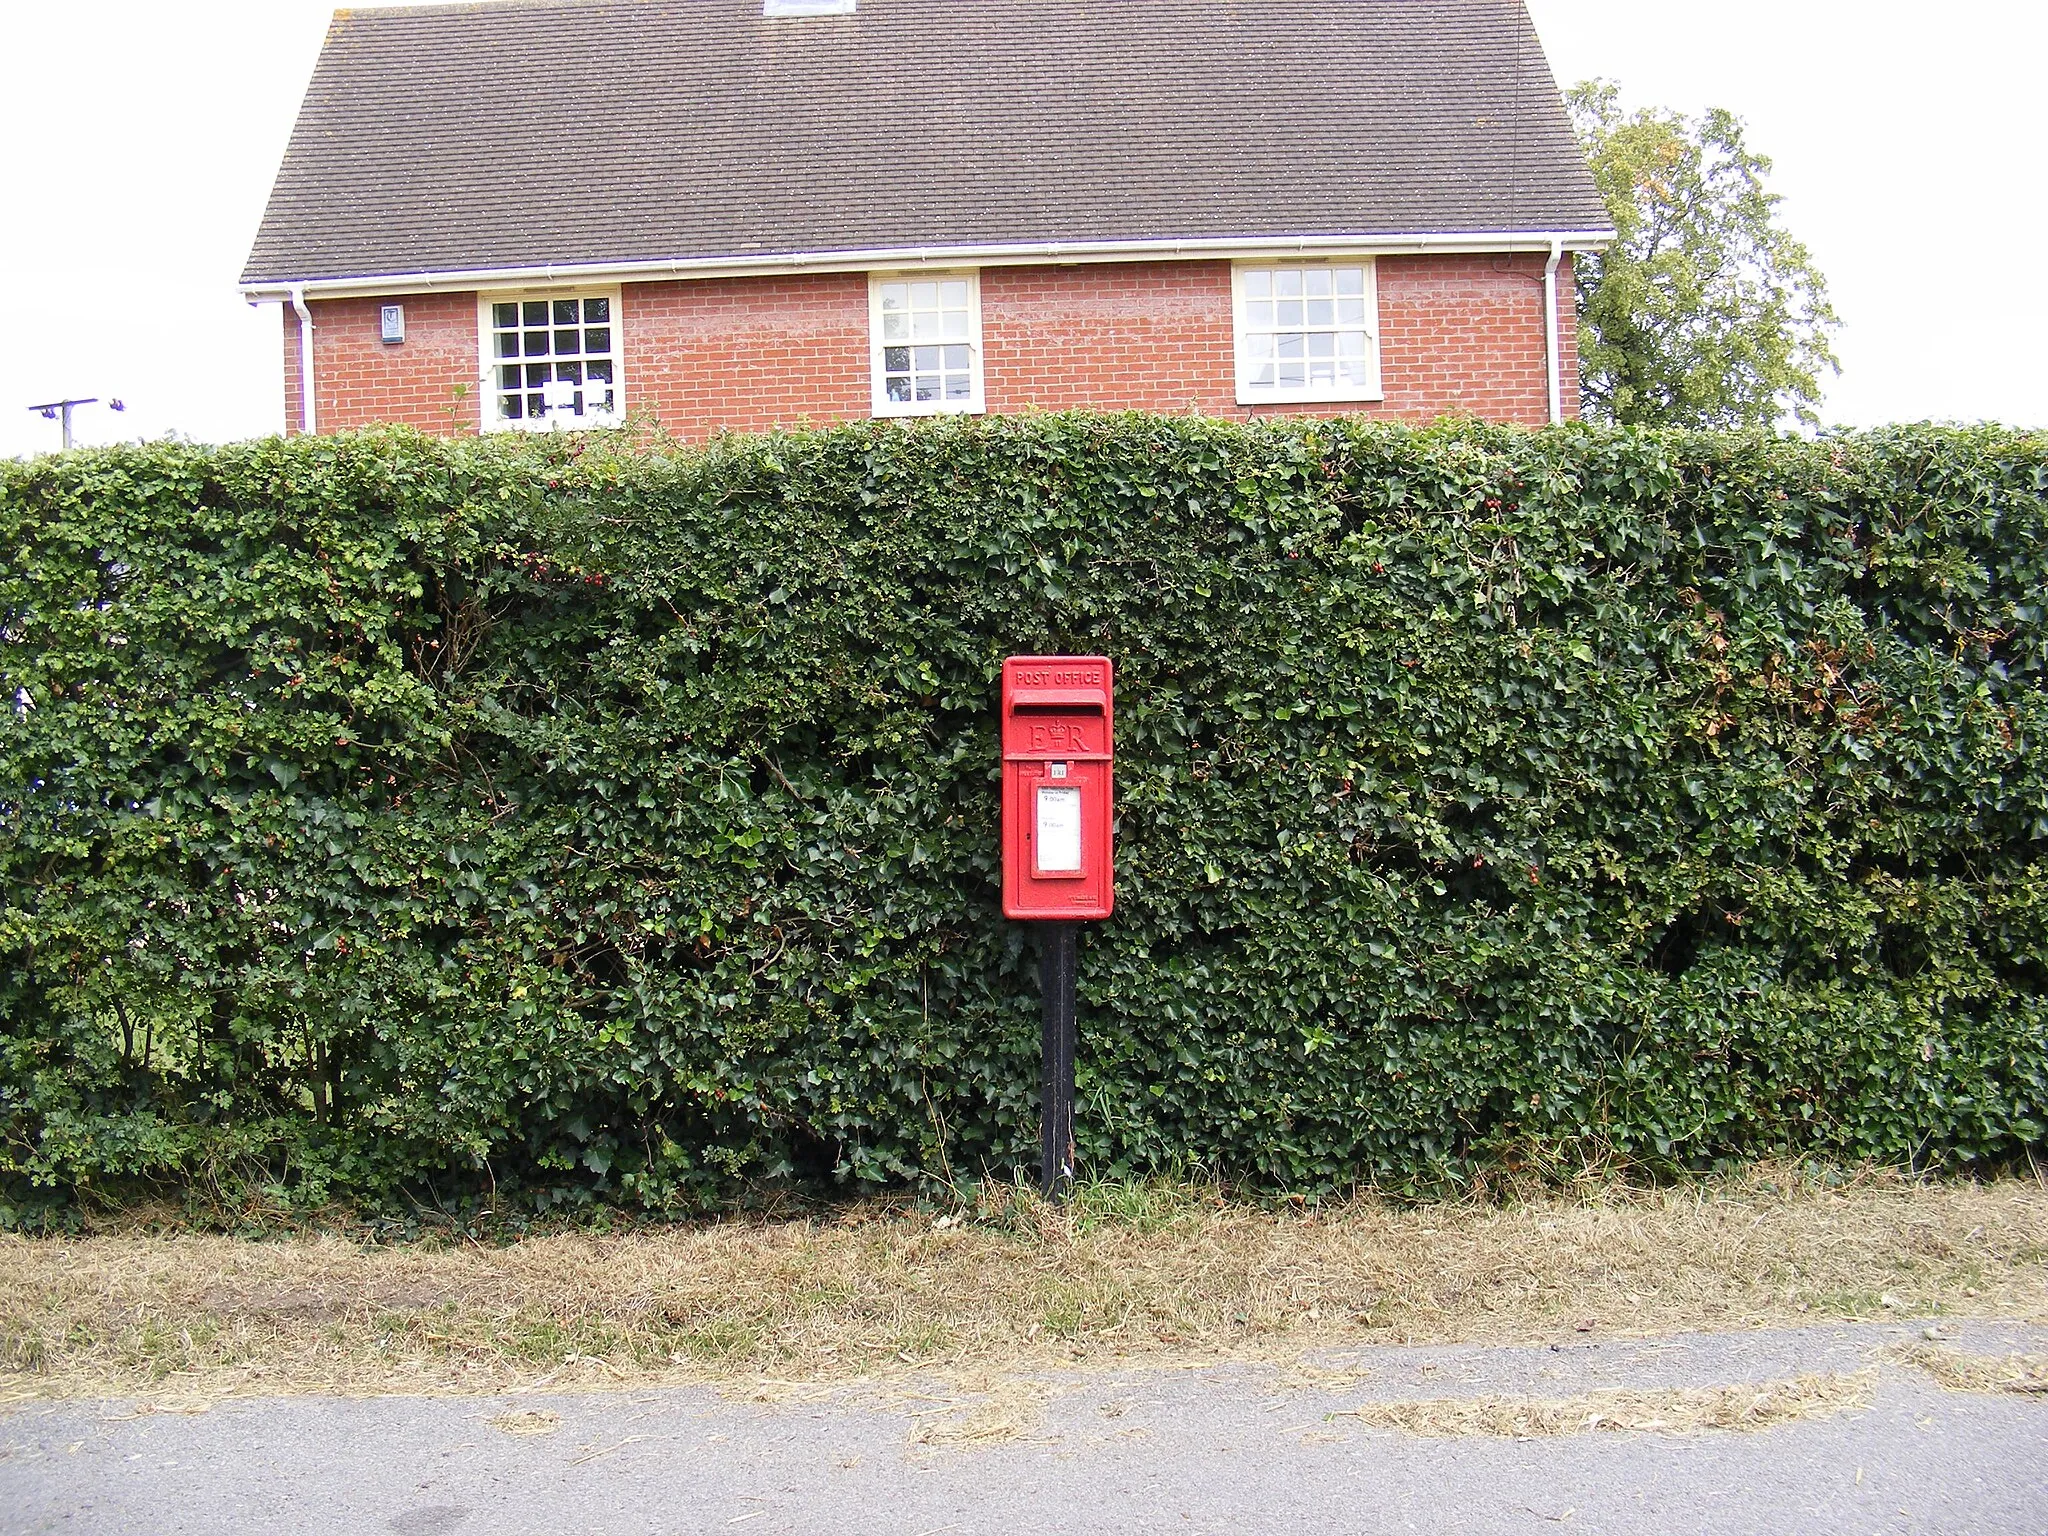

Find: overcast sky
[3,0,2043,457]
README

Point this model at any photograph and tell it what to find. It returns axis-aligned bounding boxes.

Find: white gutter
[243,228,1616,303]
[287,283,316,436]
[1542,239,1564,427]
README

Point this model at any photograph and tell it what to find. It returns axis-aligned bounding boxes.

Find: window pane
[1308,299,1334,326]
[1275,270,1303,298]
[1336,297,1367,325]
[1244,270,1272,299]
[1335,268,1366,296]
[1276,334,1305,360]
[494,296,621,431]
[1278,360,1305,387]
[1308,333,1335,358]
[1305,269,1333,298]
[1249,364,1276,388]
[1243,334,1273,361]
[1276,299,1302,326]
[876,277,978,411]
[1247,300,1274,328]
[1337,331,1368,357]
[1341,358,1372,385]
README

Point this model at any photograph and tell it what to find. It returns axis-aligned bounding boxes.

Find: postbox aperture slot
[1009,701,1105,716]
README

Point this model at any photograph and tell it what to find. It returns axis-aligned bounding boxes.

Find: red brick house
[242,0,1610,442]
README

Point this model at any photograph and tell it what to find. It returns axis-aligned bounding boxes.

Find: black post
[1039,920,1079,1200]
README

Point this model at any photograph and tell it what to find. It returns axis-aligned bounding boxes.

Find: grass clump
[1334,1371,1876,1438]
[1896,1343,2048,1395]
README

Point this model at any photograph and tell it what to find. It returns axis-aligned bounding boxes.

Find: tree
[1568,80,1840,430]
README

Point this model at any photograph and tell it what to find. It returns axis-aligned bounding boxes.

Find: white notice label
[1036,786,1083,873]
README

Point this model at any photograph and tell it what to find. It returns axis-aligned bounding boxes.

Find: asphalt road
[5,1322,2045,1536]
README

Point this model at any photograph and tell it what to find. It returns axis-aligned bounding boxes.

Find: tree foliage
[4,420,2046,1222]
[1570,80,1841,430]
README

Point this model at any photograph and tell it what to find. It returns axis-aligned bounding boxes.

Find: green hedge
[4,417,2047,1215]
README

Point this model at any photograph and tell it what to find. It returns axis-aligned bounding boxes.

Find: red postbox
[1002,655,1114,921]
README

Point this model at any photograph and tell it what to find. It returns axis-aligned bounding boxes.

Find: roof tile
[244,0,1609,284]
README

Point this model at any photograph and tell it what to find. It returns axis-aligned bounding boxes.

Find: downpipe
[289,284,316,436]
[1543,239,1564,426]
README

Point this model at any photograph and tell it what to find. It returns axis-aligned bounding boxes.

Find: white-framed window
[479,289,623,432]
[869,273,984,417]
[1233,262,1383,405]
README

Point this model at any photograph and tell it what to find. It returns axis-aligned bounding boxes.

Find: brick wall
[979,254,1575,426]
[980,261,1237,415]
[285,292,483,436]
[288,254,1578,439]
[1556,254,1581,419]
[623,273,872,437]
[1376,252,1572,426]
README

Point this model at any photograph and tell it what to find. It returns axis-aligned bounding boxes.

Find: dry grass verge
[1333,1369,1875,1438]
[1895,1343,2048,1396]
[2,1170,2043,1406]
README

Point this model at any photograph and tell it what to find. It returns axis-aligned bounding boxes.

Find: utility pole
[27,397,124,451]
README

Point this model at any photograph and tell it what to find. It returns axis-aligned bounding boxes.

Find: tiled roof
[243,0,1609,285]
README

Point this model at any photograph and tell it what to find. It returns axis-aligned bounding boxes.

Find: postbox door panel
[1004,759,1113,918]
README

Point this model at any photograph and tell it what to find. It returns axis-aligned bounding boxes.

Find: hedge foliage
[4,417,2047,1216]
